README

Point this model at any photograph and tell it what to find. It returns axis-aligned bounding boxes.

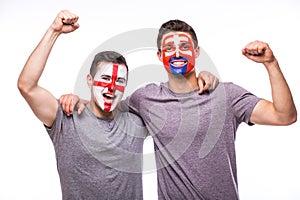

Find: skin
[241,41,297,125]
[17,10,124,128]
[18,10,80,127]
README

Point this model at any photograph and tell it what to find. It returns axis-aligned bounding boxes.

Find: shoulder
[117,111,148,138]
[132,82,163,94]
[215,82,251,94]
[128,82,165,100]
[119,111,145,126]
[210,82,259,105]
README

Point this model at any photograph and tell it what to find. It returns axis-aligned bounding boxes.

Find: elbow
[281,110,297,125]
[289,110,297,125]
[17,77,26,94]
[17,77,31,96]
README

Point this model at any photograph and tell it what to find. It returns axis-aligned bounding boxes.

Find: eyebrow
[100,74,126,80]
[164,41,191,45]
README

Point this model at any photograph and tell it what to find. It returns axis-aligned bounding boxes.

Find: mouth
[103,93,115,100]
[169,57,188,67]
[170,60,187,67]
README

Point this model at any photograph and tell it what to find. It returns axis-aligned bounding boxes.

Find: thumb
[77,103,86,115]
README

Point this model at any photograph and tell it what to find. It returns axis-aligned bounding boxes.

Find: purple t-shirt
[122,82,260,200]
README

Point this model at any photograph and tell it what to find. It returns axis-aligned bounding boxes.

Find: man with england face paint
[18,10,147,200]
[120,19,296,200]
[92,62,127,112]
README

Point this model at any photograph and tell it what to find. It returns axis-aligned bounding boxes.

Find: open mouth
[169,57,188,67]
[170,60,187,67]
[103,93,115,100]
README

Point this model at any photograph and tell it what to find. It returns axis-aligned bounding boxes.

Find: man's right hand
[51,10,80,34]
[59,94,86,115]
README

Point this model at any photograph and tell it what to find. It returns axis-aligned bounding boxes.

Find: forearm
[264,59,297,122]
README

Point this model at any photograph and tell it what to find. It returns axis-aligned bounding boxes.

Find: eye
[179,43,191,51]
[100,75,111,81]
[163,45,176,52]
[116,78,126,84]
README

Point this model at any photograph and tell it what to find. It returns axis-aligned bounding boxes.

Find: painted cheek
[92,86,106,111]
[162,53,172,73]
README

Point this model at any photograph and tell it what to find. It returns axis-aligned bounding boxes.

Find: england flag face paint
[92,63,127,112]
[162,32,195,75]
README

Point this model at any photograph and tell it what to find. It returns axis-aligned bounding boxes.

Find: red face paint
[93,64,125,92]
[161,33,195,75]
[92,63,127,112]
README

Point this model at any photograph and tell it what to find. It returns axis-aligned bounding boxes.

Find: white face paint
[163,34,193,57]
[92,63,127,112]
[161,32,195,75]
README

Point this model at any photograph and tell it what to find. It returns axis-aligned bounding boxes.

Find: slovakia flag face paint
[162,33,195,75]
[92,63,127,112]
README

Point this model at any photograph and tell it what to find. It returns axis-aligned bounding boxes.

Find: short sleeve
[226,82,261,125]
[45,102,64,144]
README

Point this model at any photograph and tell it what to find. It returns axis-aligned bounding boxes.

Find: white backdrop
[1,0,300,199]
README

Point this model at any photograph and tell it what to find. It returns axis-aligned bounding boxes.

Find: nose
[108,81,116,91]
[175,49,180,57]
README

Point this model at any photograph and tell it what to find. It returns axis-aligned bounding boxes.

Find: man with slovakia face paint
[18,10,148,199]
[120,19,297,199]
[162,33,196,75]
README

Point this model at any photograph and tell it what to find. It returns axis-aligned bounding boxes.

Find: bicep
[21,86,58,127]
[250,99,282,125]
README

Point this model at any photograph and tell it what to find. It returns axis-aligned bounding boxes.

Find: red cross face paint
[92,63,127,112]
[162,33,195,75]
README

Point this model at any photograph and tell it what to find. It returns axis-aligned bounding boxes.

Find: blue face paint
[169,57,188,75]
[162,33,196,75]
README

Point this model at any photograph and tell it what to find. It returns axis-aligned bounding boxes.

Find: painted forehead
[162,32,193,45]
[94,63,127,79]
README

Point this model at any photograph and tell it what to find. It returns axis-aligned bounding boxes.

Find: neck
[88,101,115,119]
[167,70,198,93]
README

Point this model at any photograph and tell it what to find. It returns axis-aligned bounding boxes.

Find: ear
[157,50,163,62]
[195,46,200,58]
[87,74,93,89]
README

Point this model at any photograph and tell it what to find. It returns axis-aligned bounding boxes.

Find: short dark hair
[90,51,128,77]
[157,19,198,51]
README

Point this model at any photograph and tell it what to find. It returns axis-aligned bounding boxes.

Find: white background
[1,0,300,199]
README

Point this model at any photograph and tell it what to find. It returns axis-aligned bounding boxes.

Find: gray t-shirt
[123,82,260,200]
[46,103,148,200]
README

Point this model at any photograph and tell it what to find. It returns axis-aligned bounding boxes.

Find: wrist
[44,27,61,42]
[264,57,278,69]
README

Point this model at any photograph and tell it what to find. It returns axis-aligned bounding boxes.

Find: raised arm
[17,10,79,127]
[242,40,297,125]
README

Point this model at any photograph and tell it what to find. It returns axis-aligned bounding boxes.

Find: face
[92,63,127,112]
[161,32,196,75]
